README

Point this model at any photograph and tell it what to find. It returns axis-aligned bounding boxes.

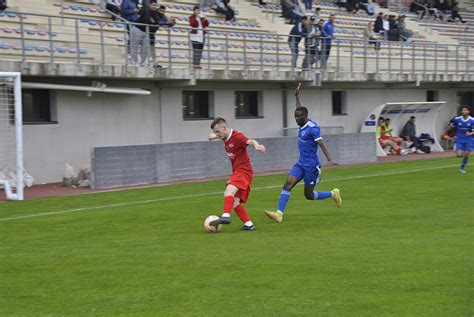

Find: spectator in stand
[304,0,312,12]
[189,6,209,69]
[288,16,309,69]
[387,15,399,41]
[377,117,408,155]
[374,12,384,33]
[400,116,424,153]
[345,0,357,14]
[121,0,139,22]
[213,0,236,21]
[281,0,303,24]
[121,0,139,55]
[358,0,376,15]
[381,14,390,39]
[321,14,335,68]
[130,0,158,66]
[104,0,122,20]
[398,15,413,40]
[150,5,176,67]
[0,0,7,11]
[448,1,465,22]
[302,16,321,70]
[130,1,174,66]
[364,21,381,50]
[314,7,322,19]
[438,0,451,15]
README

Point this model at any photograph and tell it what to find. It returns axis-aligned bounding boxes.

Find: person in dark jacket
[400,116,422,150]
[288,16,309,69]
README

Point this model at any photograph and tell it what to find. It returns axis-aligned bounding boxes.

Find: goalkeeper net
[0,72,23,201]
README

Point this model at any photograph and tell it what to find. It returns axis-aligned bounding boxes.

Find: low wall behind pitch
[91,133,376,189]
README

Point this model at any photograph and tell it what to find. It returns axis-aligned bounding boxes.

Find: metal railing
[0,11,472,78]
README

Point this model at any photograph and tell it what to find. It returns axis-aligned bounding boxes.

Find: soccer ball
[204,215,222,233]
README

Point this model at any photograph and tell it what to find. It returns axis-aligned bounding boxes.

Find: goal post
[0,72,23,201]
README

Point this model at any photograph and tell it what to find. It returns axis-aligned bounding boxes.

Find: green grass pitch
[1,157,473,316]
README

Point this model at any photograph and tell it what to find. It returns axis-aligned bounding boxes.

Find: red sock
[223,195,234,214]
[234,204,251,223]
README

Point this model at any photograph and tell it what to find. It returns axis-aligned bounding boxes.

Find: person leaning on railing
[288,16,309,69]
[302,16,321,70]
[121,0,139,55]
[149,5,176,67]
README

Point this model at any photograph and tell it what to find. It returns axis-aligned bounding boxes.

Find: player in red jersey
[208,117,266,231]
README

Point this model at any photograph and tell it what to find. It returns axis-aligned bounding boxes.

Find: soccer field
[1,157,473,316]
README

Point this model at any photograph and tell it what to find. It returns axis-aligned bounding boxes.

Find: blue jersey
[451,116,474,143]
[297,119,322,167]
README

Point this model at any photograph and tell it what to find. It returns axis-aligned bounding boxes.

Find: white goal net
[0,72,23,201]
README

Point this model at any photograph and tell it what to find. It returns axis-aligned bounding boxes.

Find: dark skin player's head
[461,106,471,117]
[294,107,309,127]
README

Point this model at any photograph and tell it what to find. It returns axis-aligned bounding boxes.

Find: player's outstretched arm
[317,139,338,165]
[247,139,266,154]
[208,133,218,141]
[295,82,302,109]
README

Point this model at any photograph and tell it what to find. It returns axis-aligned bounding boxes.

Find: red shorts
[227,172,252,203]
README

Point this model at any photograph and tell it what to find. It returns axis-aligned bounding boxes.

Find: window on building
[332,91,347,116]
[235,91,263,118]
[457,91,474,110]
[22,89,55,124]
[426,90,439,102]
[182,91,214,120]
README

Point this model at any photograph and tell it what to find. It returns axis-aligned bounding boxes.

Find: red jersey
[223,129,253,175]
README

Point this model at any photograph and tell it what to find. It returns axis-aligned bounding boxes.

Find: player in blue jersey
[450,106,474,173]
[264,83,342,223]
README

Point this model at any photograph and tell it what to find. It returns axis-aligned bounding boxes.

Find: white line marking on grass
[0,164,459,222]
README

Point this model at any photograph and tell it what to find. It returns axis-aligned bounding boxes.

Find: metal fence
[0,10,472,77]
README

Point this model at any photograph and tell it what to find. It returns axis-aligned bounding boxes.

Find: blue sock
[277,189,291,213]
[313,191,333,200]
[461,157,468,170]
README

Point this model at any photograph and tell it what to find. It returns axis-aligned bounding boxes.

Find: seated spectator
[104,0,122,20]
[373,12,384,33]
[281,0,303,23]
[448,1,465,22]
[438,0,451,14]
[387,15,399,41]
[382,14,390,38]
[212,0,236,21]
[364,21,381,50]
[358,0,376,16]
[377,117,408,155]
[397,15,413,41]
[0,0,7,11]
[335,0,347,9]
[399,116,424,153]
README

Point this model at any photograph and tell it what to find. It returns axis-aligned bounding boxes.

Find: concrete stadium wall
[21,77,468,183]
[91,133,376,189]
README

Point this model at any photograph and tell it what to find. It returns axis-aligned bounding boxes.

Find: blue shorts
[289,162,321,187]
[455,141,473,152]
